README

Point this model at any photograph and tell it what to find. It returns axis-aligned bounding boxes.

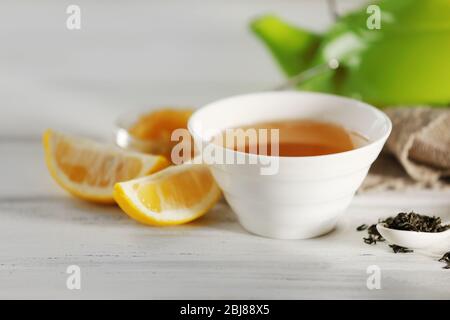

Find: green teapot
[251,0,450,107]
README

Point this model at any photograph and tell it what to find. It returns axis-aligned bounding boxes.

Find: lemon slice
[114,164,221,226]
[127,108,194,161]
[43,129,169,203]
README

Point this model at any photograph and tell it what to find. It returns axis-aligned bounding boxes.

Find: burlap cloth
[359,107,450,192]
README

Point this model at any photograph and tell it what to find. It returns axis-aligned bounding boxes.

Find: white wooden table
[1,0,449,299]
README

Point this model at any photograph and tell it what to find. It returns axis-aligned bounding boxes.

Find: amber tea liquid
[219,119,367,157]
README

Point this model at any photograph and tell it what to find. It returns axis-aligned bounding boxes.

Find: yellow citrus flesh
[114,164,222,226]
[43,129,169,203]
[129,108,193,140]
[128,108,194,161]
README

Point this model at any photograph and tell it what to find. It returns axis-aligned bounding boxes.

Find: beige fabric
[360,107,450,192]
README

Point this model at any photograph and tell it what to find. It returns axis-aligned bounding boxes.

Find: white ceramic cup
[188,91,391,239]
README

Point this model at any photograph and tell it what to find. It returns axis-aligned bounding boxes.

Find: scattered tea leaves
[362,224,385,245]
[358,211,449,268]
[439,252,450,269]
[356,224,368,231]
[389,245,413,254]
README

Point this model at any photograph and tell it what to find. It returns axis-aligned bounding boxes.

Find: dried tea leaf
[439,252,450,269]
[389,245,413,254]
[382,212,450,233]
[356,224,368,231]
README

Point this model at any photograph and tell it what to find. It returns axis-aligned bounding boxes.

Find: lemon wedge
[114,164,221,226]
[43,129,169,203]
